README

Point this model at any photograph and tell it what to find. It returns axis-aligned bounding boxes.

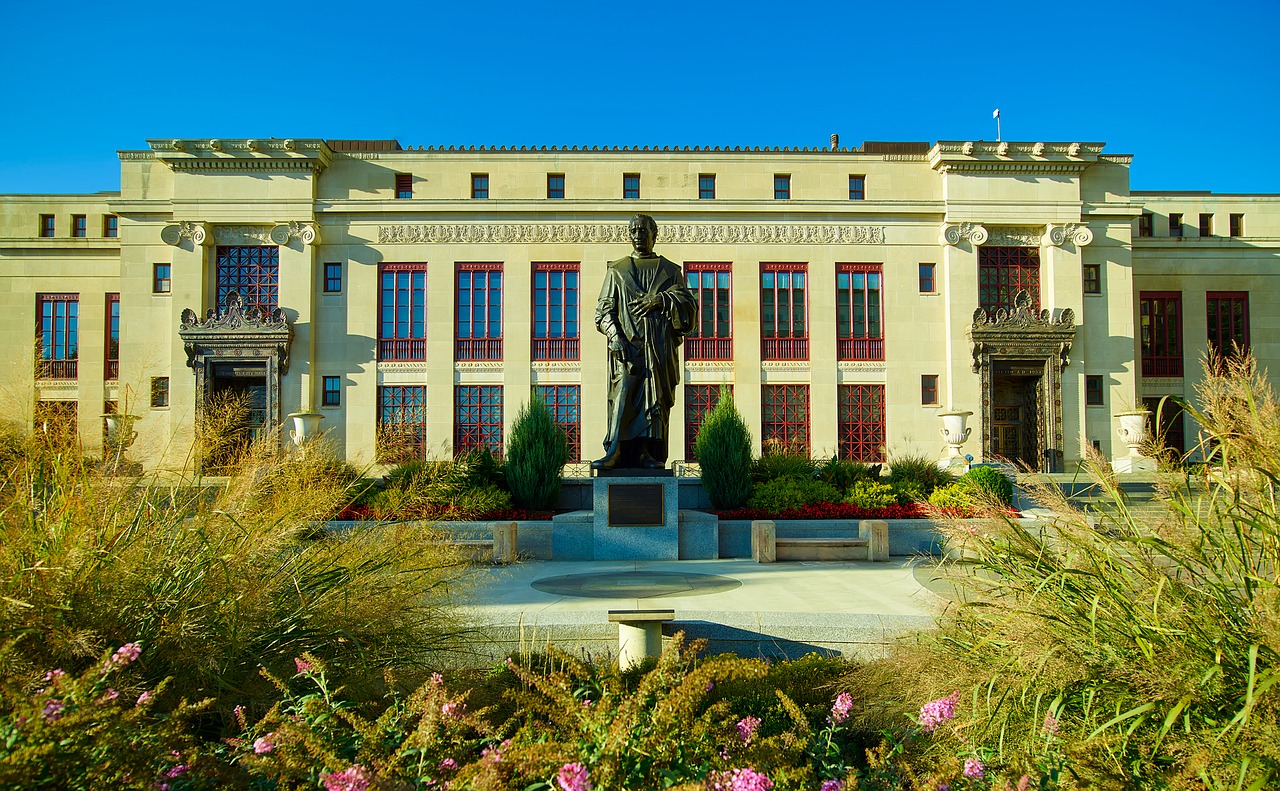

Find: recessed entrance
[991,361,1043,468]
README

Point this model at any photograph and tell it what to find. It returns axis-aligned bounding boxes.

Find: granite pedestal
[592,472,680,560]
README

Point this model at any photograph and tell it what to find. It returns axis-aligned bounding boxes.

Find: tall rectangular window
[1138,212,1153,238]
[1082,264,1101,294]
[761,263,807,360]
[324,262,343,293]
[72,215,87,238]
[103,215,118,238]
[153,263,171,294]
[623,173,640,200]
[1085,375,1104,406]
[40,215,55,237]
[762,384,809,455]
[322,376,341,407]
[919,263,936,293]
[535,384,581,462]
[378,263,427,361]
[836,263,884,361]
[471,173,489,199]
[1207,291,1249,359]
[1198,213,1214,236]
[698,174,715,200]
[978,247,1040,313]
[151,376,169,408]
[1140,292,1182,377]
[533,262,579,360]
[683,384,731,461]
[684,262,732,360]
[849,175,865,201]
[395,173,413,199]
[216,246,279,310]
[838,384,885,462]
[1168,213,1183,237]
[37,293,79,379]
[105,293,120,380]
[547,173,565,199]
[773,174,790,200]
[921,375,938,406]
[455,385,503,457]
[378,385,426,457]
[457,263,503,360]
[1145,396,1185,457]
[1230,213,1245,237]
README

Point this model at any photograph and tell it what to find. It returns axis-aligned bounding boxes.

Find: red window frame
[921,375,938,406]
[836,263,884,361]
[1207,291,1249,359]
[533,262,579,360]
[849,175,865,201]
[455,385,503,458]
[378,385,427,456]
[684,262,732,360]
[978,246,1040,314]
[535,384,581,462]
[395,173,413,199]
[37,293,79,379]
[378,263,427,361]
[1229,213,1244,237]
[918,263,935,293]
[684,384,732,461]
[1085,375,1104,406]
[216,246,279,311]
[839,384,885,462]
[1139,291,1183,377]
[761,263,808,360]
[457,263,503,361]
[762,384,810,455]
[105,293,120,380]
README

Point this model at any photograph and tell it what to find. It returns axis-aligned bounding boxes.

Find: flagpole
[994,109,1001,141]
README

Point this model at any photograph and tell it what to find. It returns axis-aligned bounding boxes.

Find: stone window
[455,385,503,458]
[684,262,732,360]
[849,175,865,201]
[151,376,169,408]
[103,215,118,238]
[533,262,579,360]
[37,293,78,379]
[1138,212,1153,237]
[1198,213,1213,236]
[623,173,640,200]
[1085,375,1104,406]
[1168,213,1183,237]
[72,215,87,238]
[535,384,581,462]
[1082,264,1101,295]
[471,173,489,199]
[322,376,341,407]
[683,384,731,461]
[919,263,936,293]
[395,173,413,199]
[378,385,426,456]
[216,246,279,311]
[921,375,938,406]
[1207,291,1249,359]
[836,263,884,361]
[761,263,807,360]
[378,263,426,361]
[978,246,1040,314]
[323,262,342,294]
[762,384,809,455]
[1140,291,1182,377]
[153,263,171,294]
[1230,213,1245,237]
[698,174,715,200]
[456,263,503,361]
[106,293,120,380]
[547,173,565,199]
[839,384,885,462]
[40,214,54,237]
[773,174,790,200]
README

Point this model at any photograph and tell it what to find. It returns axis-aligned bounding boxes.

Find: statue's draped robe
[594,254,697,456]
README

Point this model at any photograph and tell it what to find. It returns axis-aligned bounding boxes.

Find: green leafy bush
[886,452,953,498]
[695,389,753,509]
[751,452,816,484]
[747,477,840,513]
[816,457,881,491]
[959,465,1013,505]
[845,479,898,510]
[505,394,570,511]
[926,482,971,510]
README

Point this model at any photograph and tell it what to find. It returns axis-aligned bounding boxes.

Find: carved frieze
[531,361,584,372]
[214,226,275,246]
[837,361,888,373]
[985,226,1043,247]
[161,221,211,247]
[940,223,989,246]
[377,223,886,245]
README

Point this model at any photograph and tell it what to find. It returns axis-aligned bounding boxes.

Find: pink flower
[441,701,465,718]
[43,669,66,683]
[1042,711,1059,735]
[113,642,142,666]
[431,672,444,687]
[163,765,189,779]
[705,767,774,791]
[582,699,592,708]
[481,739,511,764]
[705,681,715,692]
[41,699,64,722]
[919,691,959,733]
[963,758,985,779]
[735,715,761,744]
[253,734,275,754]
[830,692,854,724]
[820,782,844,791]
[294,657,314,675]
[101,688,120,703]
[321,764,370,791]
[557,761,592,791]
[437,758,457,771]
[1016,776,1032,791]
[136,691,153,707]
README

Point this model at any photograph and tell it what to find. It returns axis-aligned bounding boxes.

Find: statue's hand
[639,295,663,314]
[609,335,627,353]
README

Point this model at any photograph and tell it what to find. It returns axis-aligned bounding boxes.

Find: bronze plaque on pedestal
[608,483,664,526]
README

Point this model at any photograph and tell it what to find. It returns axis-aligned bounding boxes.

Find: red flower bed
[713,501,927,521]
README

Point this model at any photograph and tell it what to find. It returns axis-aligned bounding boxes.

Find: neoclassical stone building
[1,137,1275,472]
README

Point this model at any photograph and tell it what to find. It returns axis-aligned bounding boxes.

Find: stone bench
[448,521,518,564]
[751,519,889,563]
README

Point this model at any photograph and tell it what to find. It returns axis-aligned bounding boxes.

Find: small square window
[921,374,938,406]
[623,173,640,200]
[151,377,169,408]
[849,175,865,201]
[1230,213,1245,237]
[774,174,790,200]
[1138,212,1153,238]
[324,262,342,293]
[1198,213,1213,237]
[39,214,55,237]
[1083,264,1101,294]
[1168,213,1183,238]
[471,173,489,199]
[698,174,715,200]
[547,173,565,199]
[322,376,341,407]
[1085,375,1104,406]
[103,215,118,238]
[919,263,936,293]
[395,173,413,199]
[153,264,171,294]
[72,215,87,238]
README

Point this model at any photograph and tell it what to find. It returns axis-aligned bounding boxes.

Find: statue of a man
[592,214,698,470]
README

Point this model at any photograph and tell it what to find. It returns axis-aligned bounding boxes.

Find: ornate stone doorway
[991,361,1045,468]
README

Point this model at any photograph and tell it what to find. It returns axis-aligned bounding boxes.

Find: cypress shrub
[504,393,569,510]
[695,388,753,509]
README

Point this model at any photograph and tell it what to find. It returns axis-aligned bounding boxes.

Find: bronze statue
[592,215,697,470]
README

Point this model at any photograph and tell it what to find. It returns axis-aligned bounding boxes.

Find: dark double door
[991,361,1043,469]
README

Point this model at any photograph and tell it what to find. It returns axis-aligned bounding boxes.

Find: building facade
[1,137,1275,472]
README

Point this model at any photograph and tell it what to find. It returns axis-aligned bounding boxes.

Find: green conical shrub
[504,393,570,511]
[695,387,753,509]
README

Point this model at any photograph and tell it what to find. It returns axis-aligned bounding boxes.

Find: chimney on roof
[830,133,839,151]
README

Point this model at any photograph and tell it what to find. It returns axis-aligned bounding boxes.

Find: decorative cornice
[940,223,988,246]
[455,362,505,371]
[161,221,212,247]
[377,362,430,372]
[178,291,293,373]
[148,139,332,174]
[180,291,288,333]
[986,226,1042,246]
[760,361,812,371]
[378,223,886,245]
[972,291,1075,331]
[684,361,735,372]
[118,151,155,161]
[837,361,888,372]
[531,361,583,372]
[931,141,1103,175]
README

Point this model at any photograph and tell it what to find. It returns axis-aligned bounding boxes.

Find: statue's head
[628,214,658,255]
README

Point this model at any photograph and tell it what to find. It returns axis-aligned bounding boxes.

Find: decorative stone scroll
[269,221,320,246]
[939,223,988,246]
[1044,223,1094,247]
[160,221,211,247]
[378,223,886,245]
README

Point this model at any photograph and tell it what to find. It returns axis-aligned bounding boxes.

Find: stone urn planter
[1113,408,1155,473]
[287,411,324,448]
[102,413,139,451]
[937,409,973,470]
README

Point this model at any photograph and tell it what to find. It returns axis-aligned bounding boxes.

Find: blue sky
[3,0,1277,195]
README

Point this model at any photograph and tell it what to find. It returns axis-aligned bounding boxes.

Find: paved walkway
[458,558,953,662]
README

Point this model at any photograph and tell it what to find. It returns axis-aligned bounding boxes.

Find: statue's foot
[637,453,665,470]
[591,450,620,471]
